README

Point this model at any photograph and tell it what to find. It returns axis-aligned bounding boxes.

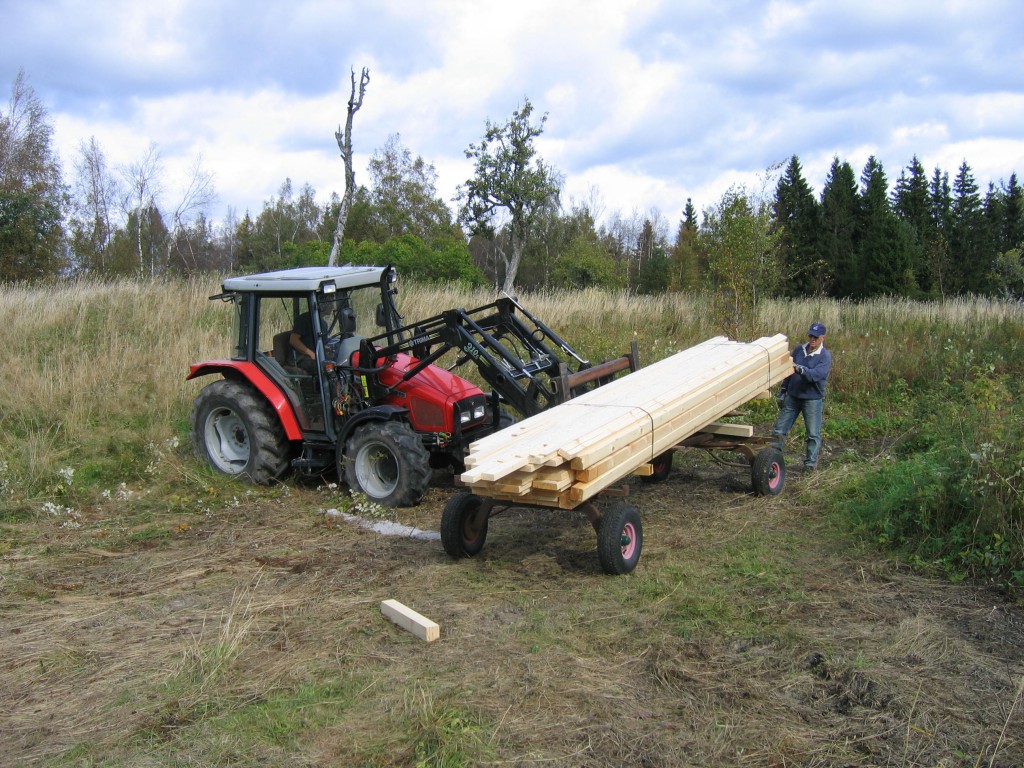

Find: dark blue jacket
[783,343,832,400]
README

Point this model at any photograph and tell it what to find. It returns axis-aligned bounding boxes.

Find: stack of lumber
[460,334,792,509]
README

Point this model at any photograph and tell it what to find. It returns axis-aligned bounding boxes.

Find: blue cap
[809,322,827,337]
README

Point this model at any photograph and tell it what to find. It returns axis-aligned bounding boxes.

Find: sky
[3,0,1024,234]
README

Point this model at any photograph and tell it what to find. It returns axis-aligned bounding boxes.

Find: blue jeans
[772,395,824,468]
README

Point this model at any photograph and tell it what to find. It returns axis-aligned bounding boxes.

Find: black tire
[342,420,431,507]
[190,379,290,484]
[642,450,673,484]
[597,502,643,575]
[440,492,489,558]
[751,447,785,496]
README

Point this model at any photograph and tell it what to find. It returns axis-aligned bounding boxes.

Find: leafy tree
[366,133,457,242]
[772,155,822,296]
[635,219,671,294]
[991,248,1024,300]
[551,233,625,290]
[819,157,859,298]
[698,186,780,339]
[107,204,169,276]
[458,99,561,293]
[241,179,324,270]
[0,69,66,280]
[515,203,586,290]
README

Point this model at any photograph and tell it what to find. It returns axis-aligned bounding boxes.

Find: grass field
[1,277,1022,766]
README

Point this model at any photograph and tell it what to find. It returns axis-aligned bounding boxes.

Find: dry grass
[2,459,1022,766]
[1,277,1024,765]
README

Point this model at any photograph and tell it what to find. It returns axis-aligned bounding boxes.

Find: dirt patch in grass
[2,452,1022,766]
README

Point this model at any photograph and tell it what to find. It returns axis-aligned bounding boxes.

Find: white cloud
[7,0,1024,231]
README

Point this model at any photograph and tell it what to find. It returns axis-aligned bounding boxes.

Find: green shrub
[833,364,1024,587]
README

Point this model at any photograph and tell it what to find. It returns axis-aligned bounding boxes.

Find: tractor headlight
[457,398,488,425]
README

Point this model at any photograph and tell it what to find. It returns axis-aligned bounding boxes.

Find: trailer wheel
[191,379,290,484]
[751,447,785,496]
[441,492,489,558]
[342,421,431,507]
[642,450,673,483]
[597,502,643,575]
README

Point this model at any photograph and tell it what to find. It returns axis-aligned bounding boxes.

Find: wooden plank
[568,439,654,502]
[380,599,440,642]
[459,335,792,497]
[530,467,575,491]
[698,422,754,438]
[572,431,653,480]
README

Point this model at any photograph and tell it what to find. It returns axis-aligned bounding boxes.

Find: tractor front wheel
[190,379,290,484]
[342,421,431,507]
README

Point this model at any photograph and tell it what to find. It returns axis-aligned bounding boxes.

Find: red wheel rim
[768,462,782,490]
[620,521,638,560]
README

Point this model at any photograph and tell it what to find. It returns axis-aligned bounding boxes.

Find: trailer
[442,422,785,575]
[441,335,794,574]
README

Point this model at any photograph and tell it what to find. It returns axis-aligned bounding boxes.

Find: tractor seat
[333,306,363,366]
[273,331,306,375]
[334,335,363,366]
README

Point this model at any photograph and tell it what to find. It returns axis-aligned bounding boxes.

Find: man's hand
[775,390,787,408]
[793,364,806,376]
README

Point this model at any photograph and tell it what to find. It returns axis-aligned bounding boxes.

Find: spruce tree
[859,156,911,296]
[927,166,954,295]
[819,157,860,298]
[1002,173,1024,252]
[950,161,986,293]
[892,156,932,295]
[772,155,823,296]
[670,199,701,291]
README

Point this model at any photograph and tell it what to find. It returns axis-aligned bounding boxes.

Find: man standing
[772,322,832,471]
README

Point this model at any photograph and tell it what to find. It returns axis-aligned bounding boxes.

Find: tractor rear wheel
[342,421,431,507]
[191,379,290,484]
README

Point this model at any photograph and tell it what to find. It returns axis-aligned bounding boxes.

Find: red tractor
[187,265,637,506]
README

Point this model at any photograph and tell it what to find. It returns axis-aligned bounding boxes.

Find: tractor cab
[211,266,395,431]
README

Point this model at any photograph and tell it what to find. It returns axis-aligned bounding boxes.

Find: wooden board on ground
[381,599,440,642]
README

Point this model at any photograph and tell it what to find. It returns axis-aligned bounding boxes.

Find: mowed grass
[1,277,1023,766]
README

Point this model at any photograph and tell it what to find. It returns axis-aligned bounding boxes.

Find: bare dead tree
[328,66,370,266]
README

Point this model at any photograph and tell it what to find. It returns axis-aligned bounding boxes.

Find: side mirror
[375,303,386,327]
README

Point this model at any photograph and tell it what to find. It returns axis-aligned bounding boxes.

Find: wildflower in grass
[349,489,389,519]
[58,466,74,486]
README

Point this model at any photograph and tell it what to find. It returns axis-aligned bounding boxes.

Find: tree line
[2,69,1022,302]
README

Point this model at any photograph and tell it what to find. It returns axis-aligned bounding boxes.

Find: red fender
[187,360,304,441]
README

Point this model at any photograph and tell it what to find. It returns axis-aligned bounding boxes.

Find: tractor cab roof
[220,265,390,294]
